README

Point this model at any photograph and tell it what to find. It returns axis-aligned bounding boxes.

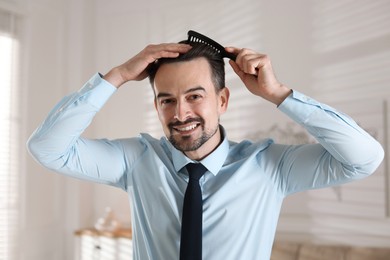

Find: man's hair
[147,41,225,93]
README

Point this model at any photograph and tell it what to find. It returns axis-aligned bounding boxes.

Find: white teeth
[176,124,197,132]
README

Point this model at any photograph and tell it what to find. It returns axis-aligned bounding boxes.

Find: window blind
[0,8,19,260]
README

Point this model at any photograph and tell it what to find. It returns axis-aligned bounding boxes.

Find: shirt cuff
[77,73,117,109]
[277,90,324,124]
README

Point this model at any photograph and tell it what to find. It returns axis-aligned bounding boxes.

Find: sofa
[271,241,390,260]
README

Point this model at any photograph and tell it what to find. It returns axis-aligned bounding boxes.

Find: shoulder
[114,133,171,165]
[227,138,274,162]
[118,133,164,151]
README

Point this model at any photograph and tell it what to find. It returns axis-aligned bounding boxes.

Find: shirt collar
[170,126,229,176]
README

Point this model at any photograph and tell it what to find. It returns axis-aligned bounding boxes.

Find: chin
[170,135,205,152]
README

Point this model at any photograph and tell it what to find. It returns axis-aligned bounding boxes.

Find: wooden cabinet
[74,228,132,260]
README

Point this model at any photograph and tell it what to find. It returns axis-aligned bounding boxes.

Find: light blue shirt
[27,73,384,260]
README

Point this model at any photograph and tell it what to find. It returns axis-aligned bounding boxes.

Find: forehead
[153,57,214,95]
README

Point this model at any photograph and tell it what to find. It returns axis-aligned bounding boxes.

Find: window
[0,8,20,260]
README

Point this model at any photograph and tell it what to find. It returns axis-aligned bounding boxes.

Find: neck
[185,126,223,161]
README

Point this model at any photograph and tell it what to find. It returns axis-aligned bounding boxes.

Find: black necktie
[180,163,207,260]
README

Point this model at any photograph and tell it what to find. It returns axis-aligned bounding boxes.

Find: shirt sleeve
[27,73,140,190]
[273,90,384,196]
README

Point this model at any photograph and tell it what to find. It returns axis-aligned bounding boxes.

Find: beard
[168,117,219,152]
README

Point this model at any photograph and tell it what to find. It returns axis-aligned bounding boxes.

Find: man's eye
[189,95,201,101]
[161,99,174,105]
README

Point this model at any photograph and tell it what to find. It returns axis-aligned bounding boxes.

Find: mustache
[168,117,204,129]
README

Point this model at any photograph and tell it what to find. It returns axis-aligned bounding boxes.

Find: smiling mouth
[174,123,199,132]
[169,119,203,135]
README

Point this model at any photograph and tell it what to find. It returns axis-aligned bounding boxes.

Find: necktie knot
[186,163,207,181]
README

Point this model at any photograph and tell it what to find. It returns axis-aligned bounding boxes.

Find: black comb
[187,30,236,61]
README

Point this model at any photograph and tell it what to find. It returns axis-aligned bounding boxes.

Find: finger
[234,48,256,72]
[225,46,241,55]
[242,54,262,75]
[145,43,192,62]
[153,51,181,60]
[229,59,258,89]
[159,43,193,53]
[229,60,241,76]
[229,60,246,81]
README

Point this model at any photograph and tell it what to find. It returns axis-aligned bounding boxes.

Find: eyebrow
[156,86,206,99]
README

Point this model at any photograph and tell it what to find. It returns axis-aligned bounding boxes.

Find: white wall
[20,1,71,259]
[18,0,390,259]
[18,0,97,259]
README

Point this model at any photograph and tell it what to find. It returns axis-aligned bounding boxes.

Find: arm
[27,43,192,188]
[226,47,384,194]
[27,74,131,188]
[274,91,384,195]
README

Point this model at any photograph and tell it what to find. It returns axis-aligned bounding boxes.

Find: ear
[218,87,230,114]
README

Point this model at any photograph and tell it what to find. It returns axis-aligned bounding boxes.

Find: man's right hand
[103,43,192,88]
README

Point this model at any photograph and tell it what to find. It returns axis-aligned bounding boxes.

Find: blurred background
[1,0,390,259]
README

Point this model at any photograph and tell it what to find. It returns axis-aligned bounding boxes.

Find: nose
[174,100,191,122]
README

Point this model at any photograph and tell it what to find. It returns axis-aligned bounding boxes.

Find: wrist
[103,67,126,88]
[267,85,292,106]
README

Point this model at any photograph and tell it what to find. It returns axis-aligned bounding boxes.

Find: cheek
[199,103,219,122]
[156,106,173,124]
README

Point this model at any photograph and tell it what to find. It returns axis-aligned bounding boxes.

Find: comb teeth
[188,35,222,54]
[187,30,237,61]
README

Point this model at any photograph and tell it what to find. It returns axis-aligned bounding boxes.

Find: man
[28,39,384,260]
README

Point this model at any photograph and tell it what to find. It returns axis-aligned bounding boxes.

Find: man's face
[153,57,229,160]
